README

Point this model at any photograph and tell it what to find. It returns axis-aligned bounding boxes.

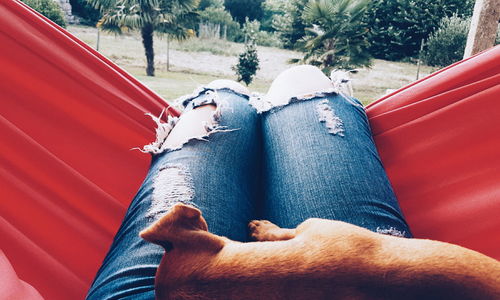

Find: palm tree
[89,0,199,76]
[296,0,372,74]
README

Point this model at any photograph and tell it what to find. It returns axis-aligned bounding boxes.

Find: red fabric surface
[366,45,500,260]
[1,0,499,299]
[0,1,178,299]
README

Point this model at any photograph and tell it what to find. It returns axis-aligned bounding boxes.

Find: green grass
[351,60,437,106]
[69,25,437,106]
[125,66,270,103]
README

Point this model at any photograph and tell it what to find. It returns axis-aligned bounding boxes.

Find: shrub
[423,15,469,67]
[224,0,265,24]
[365,0,474,60]
[260,0,289,32]
[232,40,260,85]
[272,0,309,49]
[198,4,243,42]
[69,0,101,26]
[199,0,224,10]
[242,18,282,47]
[254,30,282,47]
[22,0,67,28]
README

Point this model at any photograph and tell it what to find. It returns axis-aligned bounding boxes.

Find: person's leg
[256,65,412,237]
[86,80,261,300]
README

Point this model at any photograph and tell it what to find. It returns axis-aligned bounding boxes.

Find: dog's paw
[248,220,284,241]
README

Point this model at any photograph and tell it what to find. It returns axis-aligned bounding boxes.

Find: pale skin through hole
[162,104,216,149]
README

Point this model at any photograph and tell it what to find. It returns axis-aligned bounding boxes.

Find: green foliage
[272,0,309,49]
[198,5,242,41]
[88,0,199,76]
[69,0,101,25]
[260,0,289,32]
[242,18,282,47]
[22,0,67,28]
[254,30,282,47]
[224,0,265,24]
[199,6,233,24]
[365,0,475,60]
[199,0,224,10]
[296,0,372,73]
[423,15,469,67]
[90,0,198,37]
[242,18,260,40]
[232,40,260,85]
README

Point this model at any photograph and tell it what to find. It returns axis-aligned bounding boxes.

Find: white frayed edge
[132,109,179,154]
[168,90,238,152]
[248,92,273,113]
[330,69,355,98]
[174,86,210,108]
[316,99,345,136]
[191,90,235,133]
[376,227,406,238]
[147,164,196,220]
[174,85,250,108]
[248,69,360,114]
[160,127,239,153]
[330,69,365,108]
[134,90,238,154]
[249,88,341,114]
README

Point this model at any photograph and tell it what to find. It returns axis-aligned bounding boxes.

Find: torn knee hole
[135,90,237,154]
[147,164,196,221]
[316,100,345,136]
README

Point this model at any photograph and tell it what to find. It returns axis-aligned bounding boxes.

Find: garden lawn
[69,25,435,105]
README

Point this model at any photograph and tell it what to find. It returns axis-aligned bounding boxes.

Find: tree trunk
[141,24,155,76]
[464,0,500,58]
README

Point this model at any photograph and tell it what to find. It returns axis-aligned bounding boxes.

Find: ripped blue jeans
[86,80,412,299]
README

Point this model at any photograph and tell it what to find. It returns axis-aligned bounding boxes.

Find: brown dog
[140,203,500,300]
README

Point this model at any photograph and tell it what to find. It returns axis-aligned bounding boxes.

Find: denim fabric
[86,90,262,299]
[262,95,411,235]
[86,89,411,300]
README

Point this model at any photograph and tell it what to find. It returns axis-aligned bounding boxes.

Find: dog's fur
[140,203,500,300]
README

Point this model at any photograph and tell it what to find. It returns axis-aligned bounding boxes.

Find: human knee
[205,79,250,97]
[265,65,333,106]
[163,89,239,150]
[162,105,217,150]
[138,80,252,154]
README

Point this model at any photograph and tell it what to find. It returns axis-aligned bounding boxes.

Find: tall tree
[295,0,372,73]
[70,0,102,25]
[271,0,309,49]
[224,0,264,24]
[89,0,199,76]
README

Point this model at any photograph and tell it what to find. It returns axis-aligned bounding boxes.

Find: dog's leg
[140,203,226,253]
[248,220,296,241]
